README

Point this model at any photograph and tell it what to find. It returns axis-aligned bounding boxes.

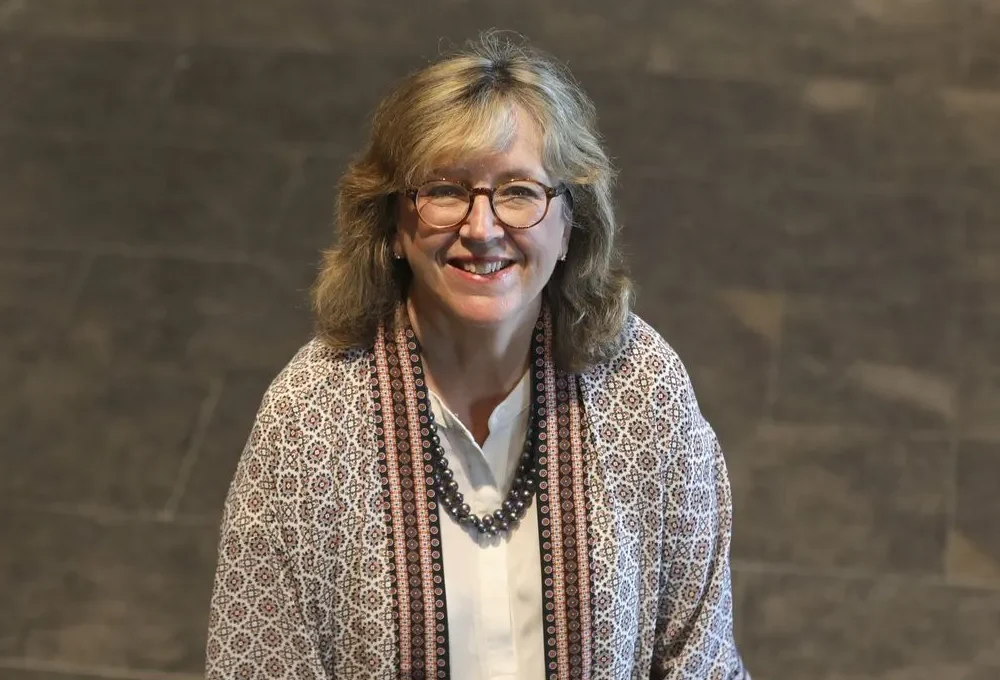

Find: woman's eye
[425,184,466,198]
[499,185,542,200]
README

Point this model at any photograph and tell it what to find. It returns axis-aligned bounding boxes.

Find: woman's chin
[443,294,534,329]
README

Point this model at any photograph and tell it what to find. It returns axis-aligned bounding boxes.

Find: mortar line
[0,656,201,680]
[943,200,971,585]
[256,148,311,261]
[5,499,218,526]
[61,251,95,328]
[761,290,785,425]
[732,564,749,646]
[8,241,277,266]
[161,375,226,520]
[732,559,1000,592]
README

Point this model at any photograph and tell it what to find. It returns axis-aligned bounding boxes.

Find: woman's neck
[405,294,538,444]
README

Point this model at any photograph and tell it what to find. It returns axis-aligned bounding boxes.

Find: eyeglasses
[405,178,568,230]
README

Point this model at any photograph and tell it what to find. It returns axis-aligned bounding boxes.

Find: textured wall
[1,1,998,678]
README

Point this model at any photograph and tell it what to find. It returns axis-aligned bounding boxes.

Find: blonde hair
[311,32,633,372]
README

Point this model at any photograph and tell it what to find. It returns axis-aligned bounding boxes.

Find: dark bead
[493,509,505,523]
[440,468,454,481]
[521,450,532,462]
[520,488,533,501]
[497,520,510,532]
[431,435,440,446]
[515,499,526,511]
[446,480,459,492]
[481,515,494,527]
[512,474,524,488]
[502,500,515,514]
[457,515,473,525]
[459,504,471,516]
[524,477,536,490]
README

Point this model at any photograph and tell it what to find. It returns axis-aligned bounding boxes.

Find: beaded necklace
[417,315,548,537]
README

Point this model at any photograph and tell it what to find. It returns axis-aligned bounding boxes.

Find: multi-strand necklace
[411,316,548,537]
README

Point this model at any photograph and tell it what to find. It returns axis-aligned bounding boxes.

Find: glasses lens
[493,180,548,228]
[415,181,470,227]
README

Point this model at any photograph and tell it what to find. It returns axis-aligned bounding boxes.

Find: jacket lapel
[372,321,450,679]
[536,370,594,680]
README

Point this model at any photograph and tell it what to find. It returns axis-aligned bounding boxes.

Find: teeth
[457,260,509,275]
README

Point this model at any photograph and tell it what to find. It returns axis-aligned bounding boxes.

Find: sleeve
[649,358,750,680]
[204,397,330,680]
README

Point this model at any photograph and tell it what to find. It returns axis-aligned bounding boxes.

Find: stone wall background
[1,1,998,678]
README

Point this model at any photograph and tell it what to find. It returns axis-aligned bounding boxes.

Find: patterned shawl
[205,312,749,679]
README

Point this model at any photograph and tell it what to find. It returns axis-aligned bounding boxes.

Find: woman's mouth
[447,259,515,276]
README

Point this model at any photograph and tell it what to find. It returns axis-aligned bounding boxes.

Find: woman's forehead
[428,157,548,182]
[422,112,550,182]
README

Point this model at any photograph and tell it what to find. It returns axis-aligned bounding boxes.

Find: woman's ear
[560,222,572,260]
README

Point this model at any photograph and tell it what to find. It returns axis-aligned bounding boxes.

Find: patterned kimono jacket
[205,315,749,679]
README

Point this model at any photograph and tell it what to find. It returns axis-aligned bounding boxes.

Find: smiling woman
[205,31,750,680]
[312,35,629,375]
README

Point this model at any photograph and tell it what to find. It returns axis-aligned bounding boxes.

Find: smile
[447,259,514,276]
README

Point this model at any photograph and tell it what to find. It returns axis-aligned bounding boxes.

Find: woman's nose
[460,193,506,240]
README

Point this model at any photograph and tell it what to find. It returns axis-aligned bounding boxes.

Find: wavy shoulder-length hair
[312,32,633,373]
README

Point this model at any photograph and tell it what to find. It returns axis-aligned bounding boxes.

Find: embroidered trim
[373,320,449,679]
[372,325,414,675]
[373,305,591,679]
[568,375,593,677]
[537,310,591,680]
[394,323,448,679]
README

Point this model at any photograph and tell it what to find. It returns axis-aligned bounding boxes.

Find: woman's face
[394,109,571,331]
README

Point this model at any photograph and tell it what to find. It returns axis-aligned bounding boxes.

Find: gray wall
[1,1,998,678]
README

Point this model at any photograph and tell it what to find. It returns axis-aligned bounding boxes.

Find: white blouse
[428,372,545,680]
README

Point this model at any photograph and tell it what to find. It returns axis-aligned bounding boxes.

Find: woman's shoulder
[582,312,687,384]
[254,338,372,431]
[578,312,703,421]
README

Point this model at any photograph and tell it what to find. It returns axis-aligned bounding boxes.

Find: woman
[206,33,749,680]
